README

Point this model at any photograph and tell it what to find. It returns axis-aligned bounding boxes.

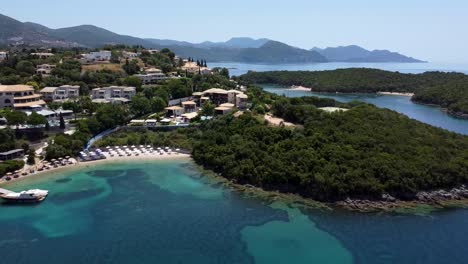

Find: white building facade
[40,85,80,101]
[91,86,136,103]
[83,50,112,61]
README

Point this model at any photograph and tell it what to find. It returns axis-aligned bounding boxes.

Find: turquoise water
[209,61,468,76]
[1,160,468,263]
[263,86,468,135]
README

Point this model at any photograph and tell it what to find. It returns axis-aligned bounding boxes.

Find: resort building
[235,93,249,109]
[0,149,24,161]
[181,101,197,113]
[40,85,80,102]
[165,106,184,117]
[83,50,112,61]
[122,51,138,58]
[135,68,168,85]
[36,64,56,76]
[215,106,233,115]
[200,68,212,75]
[30,52,54,59]
[91,86,136,104]
[201,88,229,105]
[0,85,46,110]
[181,112,198,123]
[0,51,7,61]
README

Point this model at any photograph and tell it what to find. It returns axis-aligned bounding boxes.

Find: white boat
[1,189,49,203]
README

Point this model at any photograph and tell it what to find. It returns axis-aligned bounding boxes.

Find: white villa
[83,50,112,61]
[36,64,56,76]
[91,86,136,104]
[123,51,138,58]
[0,51,7,61]
[40,85,80,102]
[135,68,168,85]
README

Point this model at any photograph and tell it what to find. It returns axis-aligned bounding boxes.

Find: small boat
[1,189,49,203]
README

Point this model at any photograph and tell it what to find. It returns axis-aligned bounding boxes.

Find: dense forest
[239,68,468,117]
[191,97,468,201]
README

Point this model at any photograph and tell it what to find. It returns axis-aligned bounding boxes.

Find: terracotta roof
[215,106,232,111]
[14,100,46,108]
[219,103,235,108]
[0,85,34,92]
[14,94,42,100]
[202,88,228,94]
[165,106,184,110]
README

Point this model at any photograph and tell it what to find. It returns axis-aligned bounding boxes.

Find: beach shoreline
[287,85,312,91]
[0,153,191,187]
[377,91,415,97]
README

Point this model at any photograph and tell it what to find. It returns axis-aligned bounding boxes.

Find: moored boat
[1,189,49,203]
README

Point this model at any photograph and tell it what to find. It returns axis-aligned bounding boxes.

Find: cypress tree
[59,113,65,129]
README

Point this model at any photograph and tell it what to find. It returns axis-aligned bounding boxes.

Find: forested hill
[239,69,468,118]
[192,96,468,202]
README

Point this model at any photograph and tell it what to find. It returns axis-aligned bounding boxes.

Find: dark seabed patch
[51,188,106,205]
[55,178,72,183]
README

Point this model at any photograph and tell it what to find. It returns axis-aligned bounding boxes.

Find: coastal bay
[1,159,468,263]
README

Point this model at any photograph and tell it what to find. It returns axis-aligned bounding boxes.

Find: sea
[1,160,468,264]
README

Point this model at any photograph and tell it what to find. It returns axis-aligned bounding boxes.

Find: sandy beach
[287,85,312,91]
[0,153,191,187]
[377,91,415,97]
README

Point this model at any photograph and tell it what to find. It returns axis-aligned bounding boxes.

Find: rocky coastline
[337,185,468,212]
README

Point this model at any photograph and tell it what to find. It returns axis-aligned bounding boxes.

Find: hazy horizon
[3,0,468,63]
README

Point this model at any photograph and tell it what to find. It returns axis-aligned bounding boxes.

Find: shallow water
[1,160,468,263]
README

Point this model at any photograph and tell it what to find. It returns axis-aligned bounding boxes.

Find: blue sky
[2,0,468,62]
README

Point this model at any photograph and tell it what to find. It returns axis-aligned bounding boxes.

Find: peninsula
[239,68,468,119]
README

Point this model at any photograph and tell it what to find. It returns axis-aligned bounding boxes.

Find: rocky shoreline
[448,110,468,120]
[337,185,468,212]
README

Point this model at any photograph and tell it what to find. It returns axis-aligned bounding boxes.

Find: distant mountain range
[311,45,424,63]
[0,13,425,63]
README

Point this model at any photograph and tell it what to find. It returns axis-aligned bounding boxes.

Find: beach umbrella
[51,158,57,162]
[146,145,151,148]
[176,149,180,152]
[6,172,13,176]
[58,157,63,160]
[65,156,70,159]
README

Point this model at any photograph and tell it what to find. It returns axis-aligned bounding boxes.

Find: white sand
[287,85,312,91]
[377,91,415,97]
[0,153,190,186]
